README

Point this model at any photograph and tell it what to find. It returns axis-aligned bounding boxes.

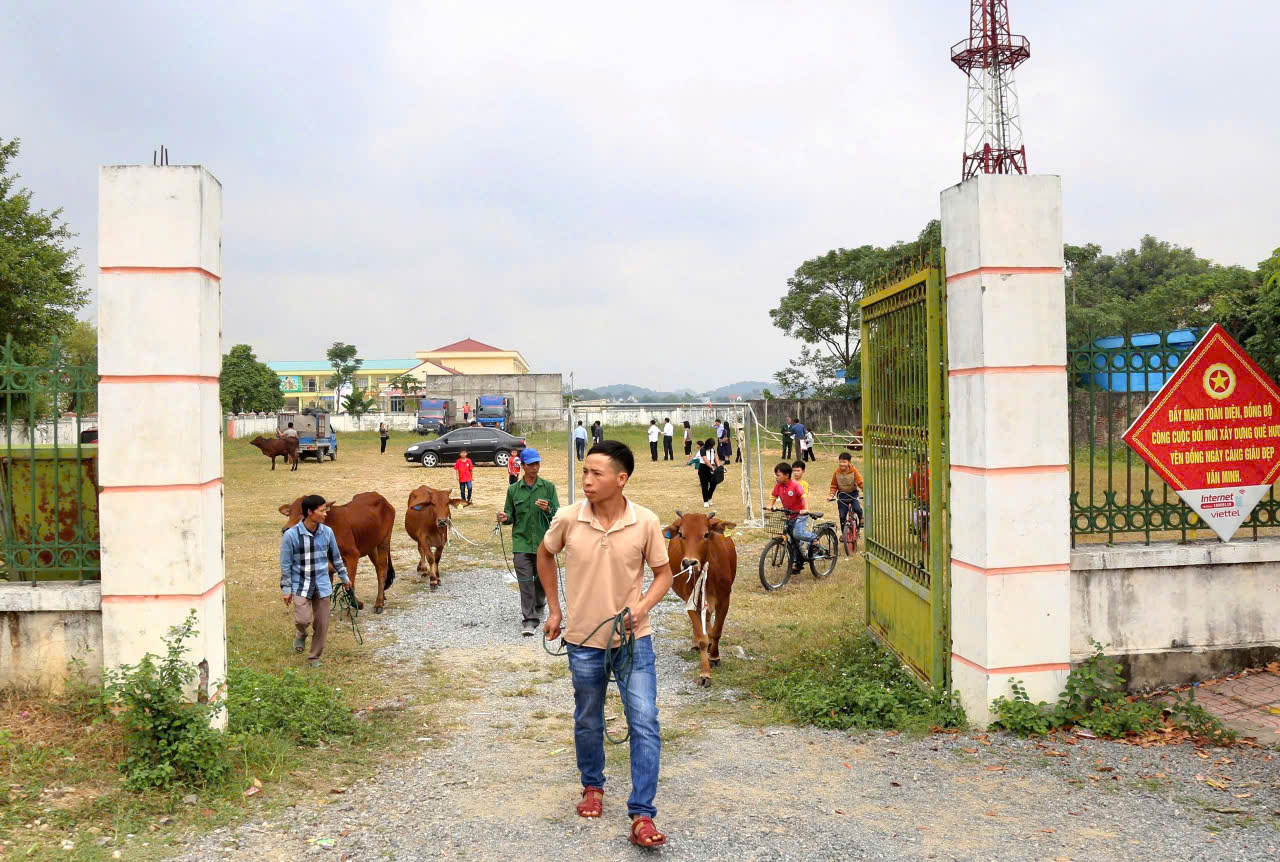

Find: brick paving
[1193,667,1280,739]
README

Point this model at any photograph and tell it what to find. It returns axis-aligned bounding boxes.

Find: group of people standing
[779,415,816,462]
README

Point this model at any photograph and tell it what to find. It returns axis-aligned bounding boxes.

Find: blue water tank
[1085,329,1200,392]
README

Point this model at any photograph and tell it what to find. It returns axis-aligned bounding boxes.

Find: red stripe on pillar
[99,375,219,384]
[946,266,1063,283]
[100,478,222,493]
[952,653,1070,674]
[952,559,1070,576]
[102,580,225,603]
[948,365,1066,377]
[100,265,220,281]
[951,464,1068,476]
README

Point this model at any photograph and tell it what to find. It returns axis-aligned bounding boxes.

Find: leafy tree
[60,319,98,415]
[220,344,284,414]
[342,388,376,417]
[325,342,363,394]
[771,221,939,399]
[1241,248,1280,380]
[0,137,85,363]
[388,374,421,411]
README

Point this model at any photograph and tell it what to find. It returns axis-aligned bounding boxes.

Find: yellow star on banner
[1202,362,1236,400]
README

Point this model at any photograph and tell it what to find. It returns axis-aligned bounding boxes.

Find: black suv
[404,426,525,468]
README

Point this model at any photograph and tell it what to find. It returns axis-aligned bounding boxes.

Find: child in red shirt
[769,461,815,573]
[454,449,475,503]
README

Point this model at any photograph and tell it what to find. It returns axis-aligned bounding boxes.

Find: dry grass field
[0,424,866,860]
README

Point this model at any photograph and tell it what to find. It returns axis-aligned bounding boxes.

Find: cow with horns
[664,509,737,686]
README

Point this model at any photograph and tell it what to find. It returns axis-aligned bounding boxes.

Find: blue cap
[519,447,541,464]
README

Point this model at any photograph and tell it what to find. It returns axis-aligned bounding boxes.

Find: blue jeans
[567,635,661,818]
[787,515,816,565]
[458,480,472,503]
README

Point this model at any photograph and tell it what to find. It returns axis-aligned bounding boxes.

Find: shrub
[226,665,356,746]
[100,613,229,791]
[992,642,1238,745]
[990,680,1052,736]
[756,633,966,732]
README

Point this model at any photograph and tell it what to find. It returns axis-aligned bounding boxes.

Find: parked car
[404,426,525,468]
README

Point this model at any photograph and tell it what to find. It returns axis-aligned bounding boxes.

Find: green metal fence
[1068,329,1280,545]
[860,249,950,688]
[0,335,100,582]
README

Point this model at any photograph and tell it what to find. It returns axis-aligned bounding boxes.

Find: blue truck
[474,395,511,431]
[278,410,338,461]
[415,399,457,436]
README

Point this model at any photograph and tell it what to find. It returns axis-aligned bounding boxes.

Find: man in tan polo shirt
[538,440,673,849]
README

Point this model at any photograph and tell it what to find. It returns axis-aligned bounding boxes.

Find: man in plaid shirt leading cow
[280,494,351,667]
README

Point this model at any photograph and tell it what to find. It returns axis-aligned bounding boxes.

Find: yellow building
[408,338,530,379]
[269,339,529,412]
[270,359,418,412]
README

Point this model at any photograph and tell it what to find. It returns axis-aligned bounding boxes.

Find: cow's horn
[674,509,684,518]
[707,511,716,519]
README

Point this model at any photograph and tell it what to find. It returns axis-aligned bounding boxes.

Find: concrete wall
[407,373,564,430]
[1072,540,1280,689]
[0,417,96,446]
[226,412,418,438]
[570,405,743,429]
[0,583,103,693]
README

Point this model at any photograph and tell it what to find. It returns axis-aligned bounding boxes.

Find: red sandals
[576,786,603,818]
[630,816,667,848]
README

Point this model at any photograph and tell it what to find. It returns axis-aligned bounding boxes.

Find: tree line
[771,223,1280,397]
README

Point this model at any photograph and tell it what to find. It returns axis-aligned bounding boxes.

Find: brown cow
[251,435,299,471]
[665,510,737,687]
[279,492,397,613]
[405,485,469,590]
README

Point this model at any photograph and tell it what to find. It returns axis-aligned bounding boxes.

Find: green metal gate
[859,252,950,687]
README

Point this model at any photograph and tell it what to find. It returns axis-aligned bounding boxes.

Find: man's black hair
[774,462,793,477]
[792,460,805,471]
[664,417,670,423]
[839,451,852,461]
[588,440,635,477]
[287,422,294,428]
[577,420,583,426]
[301,494,326,519]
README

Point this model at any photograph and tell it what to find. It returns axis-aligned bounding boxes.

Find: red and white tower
[951,0,1031,180]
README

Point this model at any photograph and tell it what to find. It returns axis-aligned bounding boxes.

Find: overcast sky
[3,1,1277,391]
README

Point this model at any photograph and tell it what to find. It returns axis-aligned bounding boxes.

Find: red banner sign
[1122,324,1280,541]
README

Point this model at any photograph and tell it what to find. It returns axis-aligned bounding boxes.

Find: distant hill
[572,380,769,402]
[702,380,770,400]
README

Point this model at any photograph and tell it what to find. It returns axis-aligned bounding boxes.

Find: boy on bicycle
[770,462,816,575]
[828,451,864,535]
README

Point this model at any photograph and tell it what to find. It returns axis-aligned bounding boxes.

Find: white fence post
[97,164,227,726]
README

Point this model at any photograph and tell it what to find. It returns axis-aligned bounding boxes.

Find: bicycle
[830,491,863,555]
[758,509,839,591]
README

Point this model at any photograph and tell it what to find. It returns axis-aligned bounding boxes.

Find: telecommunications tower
[951,0,1030,180]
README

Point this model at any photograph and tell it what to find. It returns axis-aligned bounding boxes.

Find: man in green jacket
[497,448,560,636]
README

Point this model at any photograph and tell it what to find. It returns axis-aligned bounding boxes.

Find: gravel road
[170,562,1280,861]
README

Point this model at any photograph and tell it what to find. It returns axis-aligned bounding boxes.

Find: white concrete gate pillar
[97,165,226,724]
[941,174,1070,725]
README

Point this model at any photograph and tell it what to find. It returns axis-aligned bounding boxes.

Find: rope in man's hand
[330,582,362,644]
